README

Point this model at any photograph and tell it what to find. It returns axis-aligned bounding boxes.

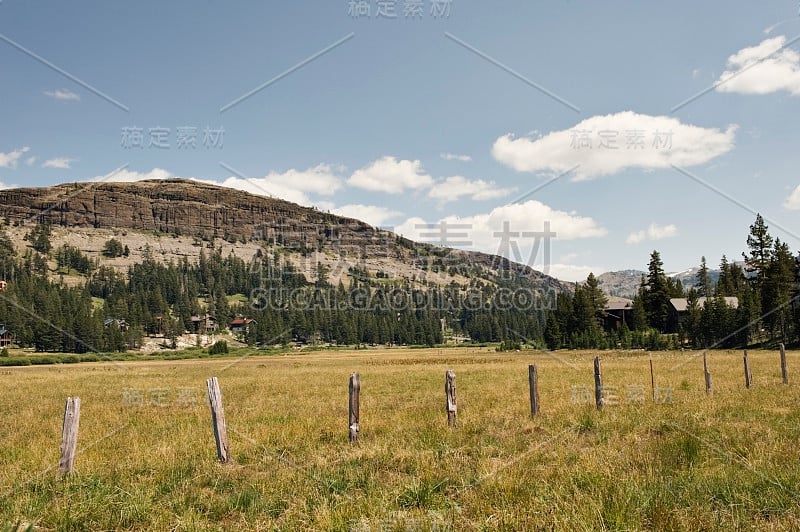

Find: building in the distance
[0,324,13,347]
[669,297,739,329]
[603,298,634,330]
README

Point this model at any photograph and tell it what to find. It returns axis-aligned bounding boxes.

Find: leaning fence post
[349,373,360,442]
[703,353,713,395]
[649,357,655,403]
[206,377,230,463]
[743,350,752,389]
[528,365,539,416]
[59,397,81,474]
[780,343,788,385]
[593,356,603,410]
[445,369,457,427]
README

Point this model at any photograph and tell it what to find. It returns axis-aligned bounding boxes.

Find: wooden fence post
[780,343,788,385]
[593,356,603,410]
[445,369,457,427]
[349,373,360,442]
[703,353,713,395]
[743,350,752,389]
[649,358,655,403]
[59,397,81,474]
[528,365,539,416]
[206,377,230,463]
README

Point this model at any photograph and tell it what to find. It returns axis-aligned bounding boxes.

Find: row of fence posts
[56,344,791,472]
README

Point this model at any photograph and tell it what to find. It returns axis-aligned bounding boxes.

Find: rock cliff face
[0,179,357,240]
[0,179,567,292]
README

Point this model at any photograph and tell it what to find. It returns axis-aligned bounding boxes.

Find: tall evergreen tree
[645,250,670,332]
[696,256,711,297]
[742,214,773,285]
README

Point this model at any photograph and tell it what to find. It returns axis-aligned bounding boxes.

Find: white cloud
[348,156,433,193]
[626,223,678,244]
[0,181,15,190]
[93,164,343,206]
[94,168,175,182]
[395,202,605,279]
[429,175,516,203]
[546,263,606,283]
[395,200,608,251]
[42,157,77,169]
[492,111,737,180]
[0,146,30,169]
[784,185,800,210]
[440,152,472,162]
[330,204,402,227]
[44,89,80,101]
[220,164,343,205]
[716,36,800,96]
[25,156,36,166]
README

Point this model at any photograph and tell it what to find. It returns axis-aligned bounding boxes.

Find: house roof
[0,327,7,336]
[604,297,634,311]
[670,297,739,312]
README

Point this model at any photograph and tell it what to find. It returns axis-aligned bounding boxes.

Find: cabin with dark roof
[191,314,217,333]
[0,324,13,347]
[669,297,739,330]
[603,298,634,330]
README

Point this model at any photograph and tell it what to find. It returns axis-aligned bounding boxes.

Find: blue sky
[1,0,799,280]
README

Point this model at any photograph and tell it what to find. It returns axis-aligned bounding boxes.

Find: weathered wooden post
[206,377,230,463]
[528,365,539,416]
[593,356,603,410]
[743,350,752,389]
[649,358,655,403]
[780,343,788,385]
[703,353,713,395]
[349,373,360,442]
[59,397,81,474]
[445,369,457,427]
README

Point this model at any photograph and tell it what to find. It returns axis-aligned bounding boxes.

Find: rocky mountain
[596,270,645,298]
[0,179,568,294]
[597,266,728,298]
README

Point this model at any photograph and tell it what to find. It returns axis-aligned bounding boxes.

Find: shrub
[0,347,8,357]
[102,238,125,258]
[208,340,229,355]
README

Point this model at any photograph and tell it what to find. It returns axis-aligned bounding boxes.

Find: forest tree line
[0,213,796,353]
[543,214,799,350]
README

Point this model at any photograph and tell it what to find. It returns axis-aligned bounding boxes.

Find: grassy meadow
[1,347,800,530]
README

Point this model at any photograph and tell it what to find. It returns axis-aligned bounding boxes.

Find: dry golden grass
[1,347,800,530]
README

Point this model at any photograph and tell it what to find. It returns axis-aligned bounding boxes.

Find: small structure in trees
[191,314,217,333]
[603,298,634,330]
[103,318,129,332]
[229,316,256,335]
[0,324,13,347]
[0,280,7,291]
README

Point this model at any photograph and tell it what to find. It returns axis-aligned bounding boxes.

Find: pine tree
[743,214,773,285]
[645,250,670,332]
[696,256,711,297]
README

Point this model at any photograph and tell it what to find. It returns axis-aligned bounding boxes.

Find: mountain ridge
[0,179,568,294]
